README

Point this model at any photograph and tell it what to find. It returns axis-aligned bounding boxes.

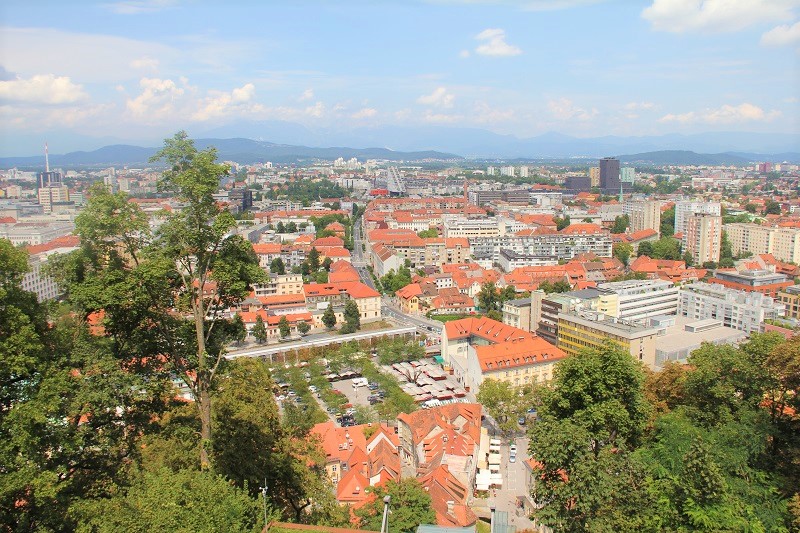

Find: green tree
[270,257,286,275]
[76,468,263,533]
[476,379,524,435]
[554,215,571,231]
[286,221,298,233]
[322,256,333,271]
[322,304,337,329]
[296,321,311,335]
[764,200,782,215]
[745,203,758,213]
[1,239,169,531]
[231,313,247,345]
[276,221,286,233]
[683,250,695,267]
[552,280,571,293]
[315,271,328,283]
[307,247,321,271]
[477,281,499,312]
[637,240,654,257]
[528,343,652,530]
[148,132,267,468]
[340,299,361,334]
[651,236,682,260]
[611,214,630,234]
[661,205,676,237]
[252,315,267,344]
[278,316,291,338]
[356,478,436,533]
[612,242,633,266]
[417,228,438,238]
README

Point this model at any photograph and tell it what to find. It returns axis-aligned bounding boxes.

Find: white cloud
[352,108,377,119]
[298,88,314,101]
[474,28,522,57]
[417,87,455,108]
[103,0,177,15]
[423,110,462,123]
[125,77,185,122]
[548,97,597,120]
[192,83,258,121]
[0,27,176,83]
[624,101,656,111]
[130,56,159,71]
[305,101,325,118]
[785,96,799,103]
[0,74,87,104]
[659,102,780,124]
[761,21,800,46]
[459,49,471,58]
[471,101,516,123]
[642,0,798,33]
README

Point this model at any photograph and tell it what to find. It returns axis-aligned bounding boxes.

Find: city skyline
[1,0,798,155]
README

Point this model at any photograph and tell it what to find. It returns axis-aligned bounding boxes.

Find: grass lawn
[429,313,478,323]
[357,320,395,332]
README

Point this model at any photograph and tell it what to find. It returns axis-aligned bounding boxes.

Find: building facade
[683,213,722,265]
[678,282,785,334]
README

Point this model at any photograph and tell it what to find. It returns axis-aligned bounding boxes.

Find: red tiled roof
[475,336,566,372]
[444,316,533,344]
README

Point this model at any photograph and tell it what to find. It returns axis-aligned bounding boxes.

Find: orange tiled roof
[444,316,533,344]
[475,336,566,372]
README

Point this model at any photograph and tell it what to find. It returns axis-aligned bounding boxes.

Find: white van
[352,377,369,388]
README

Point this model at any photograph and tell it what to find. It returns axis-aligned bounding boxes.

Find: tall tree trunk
[195,289,212,470]
[198,373,212,470]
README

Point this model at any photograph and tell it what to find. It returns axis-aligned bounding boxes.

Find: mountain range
[0,123,797,167]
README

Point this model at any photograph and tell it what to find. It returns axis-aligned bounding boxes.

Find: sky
[0,0,799,154]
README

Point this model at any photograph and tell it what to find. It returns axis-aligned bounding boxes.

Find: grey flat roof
[657,315,744,351]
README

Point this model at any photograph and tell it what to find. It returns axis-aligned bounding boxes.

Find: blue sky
[0,0,798,150]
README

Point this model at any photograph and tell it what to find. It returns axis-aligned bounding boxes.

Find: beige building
[624,200,662,235]
[683,213,722,265]
[37,185,70,214]
[589,167,600,187]
[778,285,800,320]
[557,311,661,369]
[725,223,800,264]
[253,274,304,297]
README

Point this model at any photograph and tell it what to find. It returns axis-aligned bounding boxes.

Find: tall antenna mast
[45,142,50,173]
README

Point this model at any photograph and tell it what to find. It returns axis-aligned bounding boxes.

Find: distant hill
[0,138,461,168]
[616,150,800,166]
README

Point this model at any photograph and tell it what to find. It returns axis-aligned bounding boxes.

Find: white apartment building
[623,200,662,235]
[596,279,680,323]
[678,282,784,334]
[0,222,74,246]
[683,213,722,265]
[442,217,505,239]
[470,233,612,262]
[674,201,721,236]
[725,223,800,264]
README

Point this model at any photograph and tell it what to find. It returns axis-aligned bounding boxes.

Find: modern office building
[683,213,722,265]
[708,269,792,298]
[599,157,621,193]
[678,282,785,334]
[620,167,636,184]
[557,311,662,369]
[596,279,680,322]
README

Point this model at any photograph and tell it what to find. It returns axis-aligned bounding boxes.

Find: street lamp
[260,479,268,528]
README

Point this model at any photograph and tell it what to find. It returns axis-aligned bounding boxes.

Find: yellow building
[557,311,661,369]
[778,286,800,320]
[589,167,600,187]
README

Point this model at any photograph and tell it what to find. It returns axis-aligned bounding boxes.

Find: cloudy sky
[0,0,798,152]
